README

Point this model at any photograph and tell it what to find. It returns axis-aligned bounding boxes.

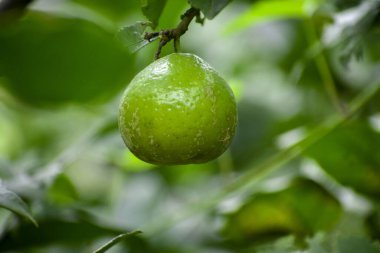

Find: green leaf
[72,0,139,22]
[307,232,380,253]
[47,173,79,205]
[307,233,331,253]
[0,12,134,106]
[307,234,380,253]
[224,0,308,34]
[155,0,188,28]
[141,0,168,28]
[0,212,123,251]
[189,0,231,19]
[255,235,298,253]
[93,231,142,253]
[0,183,37,227]
[117,21,154,53]
[306,120,380,198]
[222,178,342,243]
[336,236,380,253]
[323,1,379,64]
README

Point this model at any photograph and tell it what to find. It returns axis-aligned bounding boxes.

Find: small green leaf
[141,0,168,28]
[47,173,79,205]
[189,0,231,19]
[93,231,142,253]
[117,21,154,53]
[0,184,37,227]
[224,0,308,34]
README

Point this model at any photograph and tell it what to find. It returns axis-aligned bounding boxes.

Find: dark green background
[0,0,380,252]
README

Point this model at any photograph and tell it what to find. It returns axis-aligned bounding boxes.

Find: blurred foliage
[0,0,380,252]
[222,178,342,244]
[0,12,133,105]
[307,120,380,198]
[71,0,138,22]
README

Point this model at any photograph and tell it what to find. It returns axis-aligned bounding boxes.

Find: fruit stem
[144,6,201,60]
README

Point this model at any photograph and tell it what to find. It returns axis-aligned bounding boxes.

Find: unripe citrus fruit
[119,53,237,165]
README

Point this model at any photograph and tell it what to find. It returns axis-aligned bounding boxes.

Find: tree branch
[144,7,201,60]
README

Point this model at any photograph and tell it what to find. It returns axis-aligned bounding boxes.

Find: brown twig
[144,7,201,60]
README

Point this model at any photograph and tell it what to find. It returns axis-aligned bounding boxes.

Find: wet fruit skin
[119,53,237,165]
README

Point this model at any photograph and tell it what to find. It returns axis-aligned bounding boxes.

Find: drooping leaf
[189,0,231,19]
[93,231,142,253]
[224,0,309,34]
[141,0,167,28]
[0,212,124,251]
[222,178,342,243]
[0,183,37,226]
[117,21,156,53]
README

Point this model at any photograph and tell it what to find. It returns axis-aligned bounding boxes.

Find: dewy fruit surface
[119,53,237,165]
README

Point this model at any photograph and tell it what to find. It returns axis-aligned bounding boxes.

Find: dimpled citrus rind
[119,53,237,165]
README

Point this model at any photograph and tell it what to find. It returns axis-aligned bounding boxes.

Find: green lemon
[119,53,237,165]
